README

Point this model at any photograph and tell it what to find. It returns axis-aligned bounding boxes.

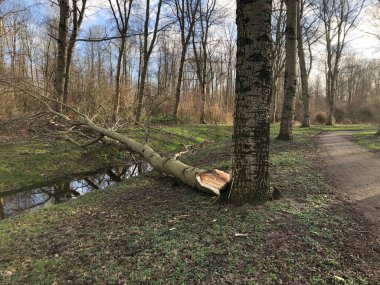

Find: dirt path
[317,131,380,236]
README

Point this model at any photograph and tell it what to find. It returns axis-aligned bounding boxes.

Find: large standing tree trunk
[173,48,187,117]
[277,0,298,141]
[297,0,310,127]
[113,38,126,122]
[135,60,148,122]
[0,16,4,71]
[0,197,5,220]
[223,0,273,205]
[325,63,336,125]
[54,0,70,112]
[326,74,335,125]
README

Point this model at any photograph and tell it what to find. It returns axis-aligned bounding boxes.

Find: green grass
[0,140,127,193]
[353,130,380,151]
[0,125,229,194]
[0,124,378,284]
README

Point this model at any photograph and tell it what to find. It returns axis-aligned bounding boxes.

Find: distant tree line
[0,0,378,128]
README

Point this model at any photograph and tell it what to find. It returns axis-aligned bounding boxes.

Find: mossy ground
[0,124,379,284]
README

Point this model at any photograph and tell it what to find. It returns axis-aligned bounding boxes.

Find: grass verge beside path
[0,124,379,284]
[353,130,380,151]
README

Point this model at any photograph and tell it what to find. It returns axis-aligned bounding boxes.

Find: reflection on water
[0,162,152,219]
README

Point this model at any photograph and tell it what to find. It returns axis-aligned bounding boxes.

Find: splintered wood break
[196,169,231,196]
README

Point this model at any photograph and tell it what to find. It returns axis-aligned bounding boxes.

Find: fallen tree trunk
[0,78,230,196]
[78,118,230,195]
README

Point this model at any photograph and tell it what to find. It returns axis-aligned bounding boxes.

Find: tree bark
[75,118,230,195]
[54,0,70,112]
[62,0,87,105]
[109,0,133,123]
[135,0,163,123]
[326,74,335,125]
[0,16,4,71]
[270,83,278,123]
[297,0,310,127]
[172,0,200,117]
[135,60,148,122]
[223,0,272,204]
[199,83,207,124]
[277,0,298,141]
[270,0,286,124]
[192,0,216,124]
[326,67,337,125]
[173,47,187,117]
[0,197,5,219]
[113,38,125,122]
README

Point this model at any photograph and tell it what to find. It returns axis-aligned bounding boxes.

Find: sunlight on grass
[353,131,380,151]
[0,124,377,284]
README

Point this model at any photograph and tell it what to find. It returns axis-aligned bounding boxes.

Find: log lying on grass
[81,119,230,195]
[0,79,230,195]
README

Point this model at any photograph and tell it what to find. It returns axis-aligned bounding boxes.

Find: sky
[4,0,380,63]
[351,4,380,59]
[17,0,379,55]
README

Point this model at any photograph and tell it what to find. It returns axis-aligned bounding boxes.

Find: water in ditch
[0,162,152,219]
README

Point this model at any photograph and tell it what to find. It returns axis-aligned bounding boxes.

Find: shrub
[340,118,352,125]
[356,105,376,123]
[333,103,347,123]
[150,115,191,125]
[313,112,327,125]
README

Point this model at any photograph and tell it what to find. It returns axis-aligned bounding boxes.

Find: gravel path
[317,131,380,236]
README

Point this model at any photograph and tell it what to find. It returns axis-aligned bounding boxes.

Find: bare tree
[223,26,236,111]
[172,0,200,117]
[271,0,286,123]
[0,197,4,219]
[62,0,87,105]
[375,0,380,136]
[224,0,273,204]
[297,0,309,126]
[277,0,298,140]
[134,0,163,123]
[335,55,380,127]
[109,0,133,122]
[318,0,365,125]
[297,0,321,127]
[54,0,70,111]
[0,5,4,71]
[191,0,218,124]
[41,23,56,97]
[1,78,230,195]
